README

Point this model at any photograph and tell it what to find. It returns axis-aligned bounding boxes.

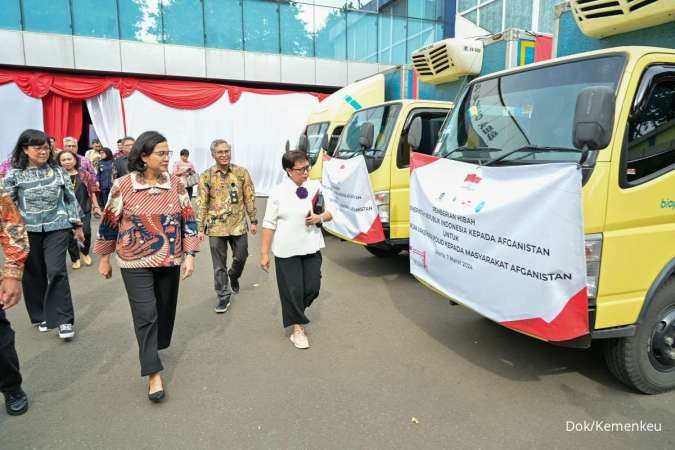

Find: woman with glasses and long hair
[1,129,83,340]
[260,150,332,349]
[94,130,200,402]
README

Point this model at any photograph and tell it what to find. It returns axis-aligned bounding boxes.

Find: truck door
[389,108,449,240]
[599,56,675,328]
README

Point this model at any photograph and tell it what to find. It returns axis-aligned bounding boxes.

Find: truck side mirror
[407,117,423,149]
[297,134,308,153]
[359,122,374,149]
[321,133,329,152]
[573,86,615,150]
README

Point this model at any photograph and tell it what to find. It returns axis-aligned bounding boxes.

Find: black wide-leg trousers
[23,230,75,328]
[274,252,322,328]
[121,267,180,377]
[0,308,22,395]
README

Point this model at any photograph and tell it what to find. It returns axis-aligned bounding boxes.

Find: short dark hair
[128,131,167,173]
[122,136,135,144]
[116,138,123,144]
[100,147,114,161]
[92,138,101,145]
[180,149,189,157]
[281,150,309,172]
[11,129,55,170]
[57,149,80,170]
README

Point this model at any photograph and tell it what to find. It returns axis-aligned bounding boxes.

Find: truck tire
[364,245,402,258]
[603,278,675,394]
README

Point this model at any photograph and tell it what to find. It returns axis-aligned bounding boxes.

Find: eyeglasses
[151,150,173,158]
[290,165,311,174]
[27,145,50,152]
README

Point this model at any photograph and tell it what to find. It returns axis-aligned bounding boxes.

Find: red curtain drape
[0,69,329,107]
[42,92,83,145]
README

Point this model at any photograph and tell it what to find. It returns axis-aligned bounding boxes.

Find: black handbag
[311,191,325,227]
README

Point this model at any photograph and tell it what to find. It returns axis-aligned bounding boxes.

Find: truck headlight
[584,234,602,300]
[374,191,389,223]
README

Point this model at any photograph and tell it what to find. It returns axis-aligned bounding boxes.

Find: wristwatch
[185,251,197,257]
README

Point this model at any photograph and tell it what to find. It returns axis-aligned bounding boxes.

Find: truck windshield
[333,103,402,172]
[306,122,329,165]
[435,55,626,165]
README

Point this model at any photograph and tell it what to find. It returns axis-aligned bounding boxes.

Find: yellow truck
[303,74,385,181]
[329,99,452,256]
[430,45,675,393]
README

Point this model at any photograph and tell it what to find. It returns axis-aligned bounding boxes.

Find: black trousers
[121,267,180,376]
[186,186,194,199]
[0,308,22,395]
[68,212,92,261]
[275,252,322,328]
[99,189,110,209]
[209,235,248,301]
[23,230,75,328]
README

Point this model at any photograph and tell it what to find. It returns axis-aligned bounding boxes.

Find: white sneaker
[290,331,310,349]
[58,324,75,340]
[38,321,48,332]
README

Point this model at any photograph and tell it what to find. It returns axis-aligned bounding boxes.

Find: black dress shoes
[4,388,29,416]
[230,274,240,293]
[148,389,165,403]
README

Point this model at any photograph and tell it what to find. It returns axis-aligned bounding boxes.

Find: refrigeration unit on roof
[411,38,484,85]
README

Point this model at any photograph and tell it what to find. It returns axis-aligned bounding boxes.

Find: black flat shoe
[5,389,29,416]
[148,389,165,403]
[230,274,240,293]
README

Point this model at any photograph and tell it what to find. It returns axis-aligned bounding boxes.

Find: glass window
[505,0,531,30]
[435,56,626,165]
[315,6,346,60]
[398,109,449,168]
[22,0,72,34]
[626,73,675,184]
[458,0,478,12]
[280,1,314,57]
[162,0,204,46]
[406,18,435,62]
[408,0,440,20]
[0,0,21,30]
[334,103,402,173]
[326,125,343,156]
[118,0,163,43]
[434,22,444,40]
[305,122,330,164]
[347,11,378,63]
[204,0,243,50]
[479,0,503,33]
[379,14,407,65]
[315,0,349,7]
[243,0,279,54]
[463,10,478,24]
[538,0,557,34]
[71,0,119,39]
[380,0,408,17]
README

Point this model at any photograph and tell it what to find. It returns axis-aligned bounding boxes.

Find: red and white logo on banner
[321,155,384,244]
[409,153,588,342]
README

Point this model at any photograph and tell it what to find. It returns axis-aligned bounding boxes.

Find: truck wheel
[365,245,402,258]
[603,279,675,394]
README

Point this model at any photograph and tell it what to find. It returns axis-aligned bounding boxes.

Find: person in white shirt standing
[260,150,332,349]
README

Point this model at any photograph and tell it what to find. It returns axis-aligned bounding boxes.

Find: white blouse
[263,177,325,258]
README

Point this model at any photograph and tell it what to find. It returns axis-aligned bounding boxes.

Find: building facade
[456,0,560,35]
[0,0,455,88]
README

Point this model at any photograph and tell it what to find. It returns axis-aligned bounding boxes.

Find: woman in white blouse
[260,151,332,349]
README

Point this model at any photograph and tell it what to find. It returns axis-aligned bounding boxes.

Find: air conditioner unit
[411,38,483,85]
[570,0,675,38]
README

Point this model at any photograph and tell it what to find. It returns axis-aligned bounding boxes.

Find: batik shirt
[0,185,29,280]
[94,172,200,269]
[2,165,83,233]
[197,165,257,236]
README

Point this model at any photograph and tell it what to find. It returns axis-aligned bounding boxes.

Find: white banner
[0,83,44,162]
[86,87,125,151]
[409,154,588,341]
[321,155,384,244]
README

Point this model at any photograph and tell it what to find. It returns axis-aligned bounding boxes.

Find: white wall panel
[0,30,25,65]
[347,62,379,84]
[120,41,165,75]
[205,49,245,80]
[165,45,206,78]
[316,59,348,87]
[244,53,281,83]
[73,36,121,72]
[281,56,316,85]
[23,32,74,69]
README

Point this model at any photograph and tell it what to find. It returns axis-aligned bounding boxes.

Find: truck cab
[329,99,452,256]
[432,46,675,393]
[304,74,385,181]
